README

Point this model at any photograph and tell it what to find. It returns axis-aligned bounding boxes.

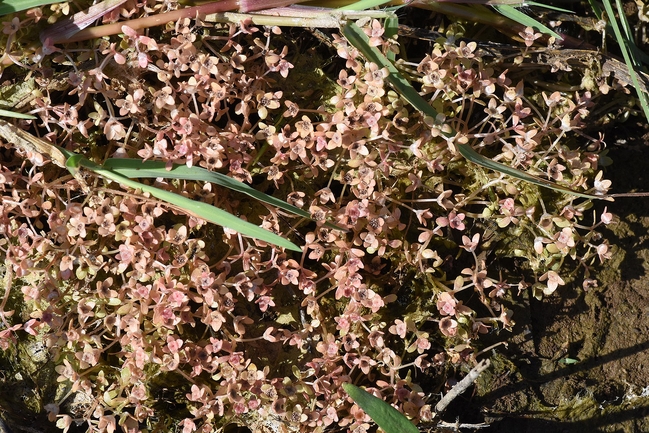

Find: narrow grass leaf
[587,0,604,19]
[342,383,420,433]
[66,156,302,251]
[524,1,573,13]
[102,159,310,218]
[613,0,634,43]
[457,144,612,200]
[0,109,36,119]
[492,4,562,39]
[613,0,649,65]
[0,0,62,16]
[102,158,347,232]
[384,14,399,62]
[601,0,649,122]
[337,0,391,10]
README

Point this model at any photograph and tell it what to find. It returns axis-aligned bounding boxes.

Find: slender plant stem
[48,0,241,43]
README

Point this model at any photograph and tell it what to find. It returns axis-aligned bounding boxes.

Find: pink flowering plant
[0,3,622,433]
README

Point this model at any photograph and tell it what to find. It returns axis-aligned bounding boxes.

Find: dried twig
[436,419,491,431]
[435,359,491,414]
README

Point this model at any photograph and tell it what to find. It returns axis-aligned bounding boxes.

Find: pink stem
[46,0,307,44]
[50,0,241,44]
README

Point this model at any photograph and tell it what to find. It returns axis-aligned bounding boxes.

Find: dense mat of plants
[0,1,628,432]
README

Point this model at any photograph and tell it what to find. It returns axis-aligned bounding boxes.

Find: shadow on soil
[471,125,649,433]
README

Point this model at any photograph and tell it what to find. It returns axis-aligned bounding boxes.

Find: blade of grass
[0,0,63,16]
[102,158,347,231]
[0,109,36,119]
[524,1,572,13]
[337,0,391,10]
[456,144,612,200]
[66,155,302,252]
[601,0,649,122]
[384,13,399,62]
[613,0,649,65]
[342,383,420,433]
[491,4,562,39]
[343,20,612,200]
[102,159,310,218]
[585,0,603,19]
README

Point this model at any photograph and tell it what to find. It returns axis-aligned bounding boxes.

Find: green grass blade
[0,0,63,16]
[0,109,36,119]
[601,0,649,122]
[337,0,391,10]
[102,159,310,219]
[342,383,420,433]
[102,158,348,232]
[342,21,442,121]
[492,4,562,39]
[384,14,399,62]
[65,153,84,175]
[524,1,573,13]
[67,157,302,251]
[586,0,603,19]
[613,0,635,51]
[613,0,649,65]
[457,144,611,200]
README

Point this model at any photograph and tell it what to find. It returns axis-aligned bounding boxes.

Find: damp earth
[460,129,649,433]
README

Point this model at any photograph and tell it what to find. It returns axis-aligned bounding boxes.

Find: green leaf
[102,159,311,219]
[492,4,562,39]
[65,153,85,176]
[0,109,36,119]
[342,21,443,122]
[70,157,302,251]
[342,383,420,433]
[525,1,573,13]
[101,158,347,232]
[0,0,63,16]
[457,144,611,200]
[337,0,391,10]
[601,0,649,122]
[384,14,399,62]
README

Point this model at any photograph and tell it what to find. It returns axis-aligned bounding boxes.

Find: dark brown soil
[472,128,649,433]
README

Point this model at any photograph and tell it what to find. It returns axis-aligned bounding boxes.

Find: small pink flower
[2,17,20,35]
[601,207,613,225]
[166,335,183,354]
[415,335,431,353]
[389,319,407,338]
[356,355,376,374]
[436,292,457,316]
[364,19,385,47]
[596,243,611,263]
[539,270,565,295]
[23,319,40,336]
[448,211,466,231]
[460,233,480,252]
[180,418,196,433]
[439,317,458,336]
[256,295,275,312]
